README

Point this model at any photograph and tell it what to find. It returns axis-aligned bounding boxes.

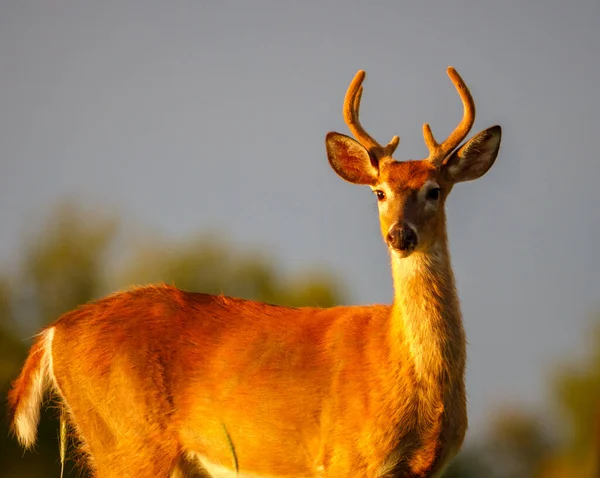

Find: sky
[1,1,599,438]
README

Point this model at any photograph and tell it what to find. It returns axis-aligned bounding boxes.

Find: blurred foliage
[117,235,341,308]
[444,409,553,478]
[554,324,600,455]
[2,202,599,477]
[445,315,600,478]
[20,202,117,327]
[536,322,600,477]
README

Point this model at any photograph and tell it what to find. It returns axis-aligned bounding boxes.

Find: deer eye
[427,187,441,201]
[374,190,386,201]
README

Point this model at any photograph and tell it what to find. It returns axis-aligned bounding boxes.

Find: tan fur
[8,67,501,477]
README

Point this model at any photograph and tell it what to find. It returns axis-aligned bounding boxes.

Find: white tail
[10,328,57,449]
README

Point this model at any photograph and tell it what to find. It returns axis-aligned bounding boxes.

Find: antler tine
[344,71,399,158]
[423,67,475,166]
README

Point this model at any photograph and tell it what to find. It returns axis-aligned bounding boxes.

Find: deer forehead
[377,160,440,192]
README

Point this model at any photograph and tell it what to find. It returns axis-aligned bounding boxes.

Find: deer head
[326,67,502,258]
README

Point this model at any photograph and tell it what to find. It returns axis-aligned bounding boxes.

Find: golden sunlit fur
[8,67,501,477]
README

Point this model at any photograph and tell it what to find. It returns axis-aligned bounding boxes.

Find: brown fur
[8,68,501,477]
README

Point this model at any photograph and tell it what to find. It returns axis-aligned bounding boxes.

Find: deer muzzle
[386,223,418,255]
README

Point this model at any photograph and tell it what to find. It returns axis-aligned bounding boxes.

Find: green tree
[18,202,117,329]
[117,235,344,308]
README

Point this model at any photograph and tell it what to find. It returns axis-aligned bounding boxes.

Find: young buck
[9,67,501,477]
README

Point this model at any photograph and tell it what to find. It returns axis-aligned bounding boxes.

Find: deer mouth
[390,244,416,258]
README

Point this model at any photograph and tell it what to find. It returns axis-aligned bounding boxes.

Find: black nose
[386,224,418,251]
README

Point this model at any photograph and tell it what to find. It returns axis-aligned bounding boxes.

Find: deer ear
[443,126,502,183]
[326,133,378,185]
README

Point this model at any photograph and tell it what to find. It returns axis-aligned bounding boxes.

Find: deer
[8,66,501,478]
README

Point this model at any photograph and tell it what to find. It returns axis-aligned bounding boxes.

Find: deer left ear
[325,132,378,185]
[443,126,502,183]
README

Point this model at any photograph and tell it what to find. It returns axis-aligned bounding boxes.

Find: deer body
[9,67,501,477]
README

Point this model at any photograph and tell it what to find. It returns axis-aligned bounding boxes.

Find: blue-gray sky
[1,1,599,438]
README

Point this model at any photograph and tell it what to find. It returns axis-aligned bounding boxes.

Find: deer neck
[389,235,466,386]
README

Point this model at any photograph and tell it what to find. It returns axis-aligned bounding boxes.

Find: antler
[344,70,399,160]
[422,67,475,166]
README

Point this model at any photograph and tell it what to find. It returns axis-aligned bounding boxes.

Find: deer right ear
[442,126,502,183]
[326,133,378,185]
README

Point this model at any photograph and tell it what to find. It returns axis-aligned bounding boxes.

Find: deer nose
[386,223,418,252]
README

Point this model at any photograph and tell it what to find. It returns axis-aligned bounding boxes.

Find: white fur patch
[187,452,314,478]
[14,327,56,449]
